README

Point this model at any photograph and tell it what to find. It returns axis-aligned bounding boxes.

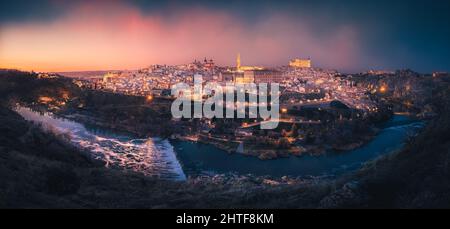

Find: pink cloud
[0,1,363,72]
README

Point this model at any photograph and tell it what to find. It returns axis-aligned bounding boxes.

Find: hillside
[320,84,450,208]
[1,69,450,208]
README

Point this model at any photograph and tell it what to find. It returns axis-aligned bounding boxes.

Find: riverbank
[171,116,422,178]
[174,120,386,160]
[50,106,384,160]
[12,104,423,179]
[2,102,443,208]
[174,130,378,160]
[0,104,332,208]
[2,69,450,208]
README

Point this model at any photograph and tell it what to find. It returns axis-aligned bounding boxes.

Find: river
[15,106,423,180]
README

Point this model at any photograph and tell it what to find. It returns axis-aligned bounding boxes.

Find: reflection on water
[172,115,424,177]
[15,107,186,181]
[15,106,424,179]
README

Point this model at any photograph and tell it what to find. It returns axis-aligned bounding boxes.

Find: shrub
[45,166,80,196]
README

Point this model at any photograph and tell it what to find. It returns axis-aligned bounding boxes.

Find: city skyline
[1,0,450,73]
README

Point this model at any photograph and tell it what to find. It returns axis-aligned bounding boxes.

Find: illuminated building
[235,53,264,71]
[236,53,241,70]
[235,70,254,84]
[253,69,283,83]
[102,72,121,83]
[239,66,265,71]
[289,58,311,68]
[203,58,215,70]
[240,69,283,84]
[37,73,58,79]
[221,54,283,84]
[432,72,448,78]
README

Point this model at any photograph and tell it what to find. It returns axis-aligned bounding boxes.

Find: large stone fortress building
[289,58,312,68]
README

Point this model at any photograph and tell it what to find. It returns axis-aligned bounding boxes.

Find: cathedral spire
[236,53,241,71]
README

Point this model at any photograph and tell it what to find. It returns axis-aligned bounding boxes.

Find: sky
[0,0,449,73]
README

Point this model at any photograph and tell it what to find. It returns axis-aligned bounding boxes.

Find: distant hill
[56,70,116,79]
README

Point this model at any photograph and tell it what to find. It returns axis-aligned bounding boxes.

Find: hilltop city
[26,55,442,160]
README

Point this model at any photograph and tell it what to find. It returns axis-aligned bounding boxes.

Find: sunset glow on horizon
[1,0,449,73]
[0,1,361,72]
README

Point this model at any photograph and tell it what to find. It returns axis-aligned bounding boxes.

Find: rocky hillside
[0,104,331,208]
[319,82,450,208]
[1,69,450,208]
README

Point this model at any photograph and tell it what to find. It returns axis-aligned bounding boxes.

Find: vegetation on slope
[1,69,450,208]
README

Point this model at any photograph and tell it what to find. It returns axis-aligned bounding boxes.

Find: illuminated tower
[236,53,241,71]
